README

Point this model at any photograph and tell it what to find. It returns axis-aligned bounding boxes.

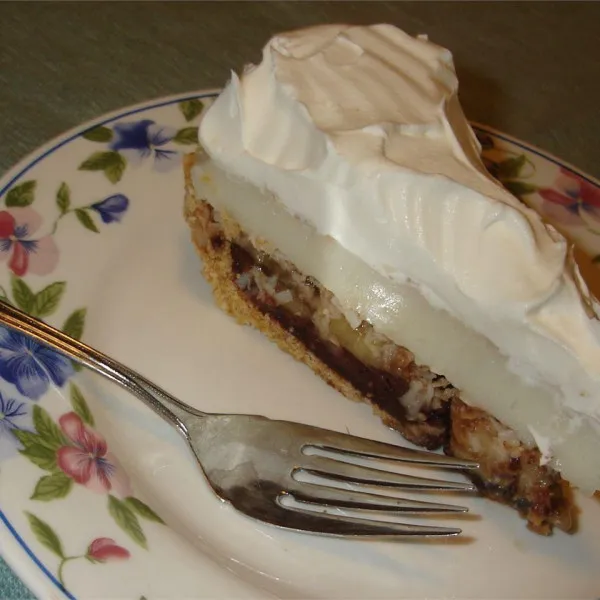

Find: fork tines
[281,427,480,537]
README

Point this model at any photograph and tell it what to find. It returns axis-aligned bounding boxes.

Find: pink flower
[537,168,600,228]
[0,208,58,276]
[56,412,132,496]
[86,537,130,563]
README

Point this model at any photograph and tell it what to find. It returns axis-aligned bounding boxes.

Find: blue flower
[109,120,179,172]
[0,328,74,400]
[0,392,32,460]
[90,194,130,224]
[110,120,156,153]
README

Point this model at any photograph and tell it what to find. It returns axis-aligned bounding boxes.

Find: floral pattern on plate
[16,384,164,588]
[0,97,208,598]
[25,512,130,587]
[79,98,203,182]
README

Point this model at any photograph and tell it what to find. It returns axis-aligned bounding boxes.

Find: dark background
[1,1,599,177]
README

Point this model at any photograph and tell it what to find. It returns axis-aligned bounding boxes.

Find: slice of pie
[183,24,600,534]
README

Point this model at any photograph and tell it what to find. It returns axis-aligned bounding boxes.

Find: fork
[0,300,478,538]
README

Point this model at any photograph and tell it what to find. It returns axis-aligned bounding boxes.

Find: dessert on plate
[183,23,600,534]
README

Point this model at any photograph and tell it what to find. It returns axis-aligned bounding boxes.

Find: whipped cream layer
[198,24,600,484]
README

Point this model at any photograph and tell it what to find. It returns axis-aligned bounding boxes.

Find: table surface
[0,1,599,597]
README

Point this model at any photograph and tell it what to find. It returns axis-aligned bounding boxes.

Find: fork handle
[0,300,200,437]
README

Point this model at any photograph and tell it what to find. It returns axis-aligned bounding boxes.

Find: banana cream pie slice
[184,24,600,534]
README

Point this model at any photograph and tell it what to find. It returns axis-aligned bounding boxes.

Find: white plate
[1,92,600,600]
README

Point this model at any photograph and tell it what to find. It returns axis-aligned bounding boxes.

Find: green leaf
[108,495,147,549]
[173,127,199,145]
[33,405,67,449]
[31,473,72,501]
[63,308,86,373]
[31,281,66,318]
[26,512,65,558]
[502,180,539,198]
[5,180,36,207]
[14,428,57,468]
[179,99,204,122]
[82,126,113,143]
[56,182,71,214]
[11,275,35,312]
[19,444,58,473]
[75,208,100,233]
[104,154,127,184]
[78,151,126,184]
[62,308,86,340]
[496,155,527,179]
[78,151,117,171]
[70,383,94,427]
[125,497,165,524]
[19,443,59,472]
[14,428,59,471]
[13,429,47,449]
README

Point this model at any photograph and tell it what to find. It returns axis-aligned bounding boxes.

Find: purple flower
[109,120,179,172]
[0,328,74,399]
[0,392,32,460]
[90,194,129,224]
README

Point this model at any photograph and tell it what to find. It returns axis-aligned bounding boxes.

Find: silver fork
[0,301,478,538]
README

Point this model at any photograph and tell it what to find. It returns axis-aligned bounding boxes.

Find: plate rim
[1,89,599,600]
[470,120,600,187]
[0,89,220,198]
